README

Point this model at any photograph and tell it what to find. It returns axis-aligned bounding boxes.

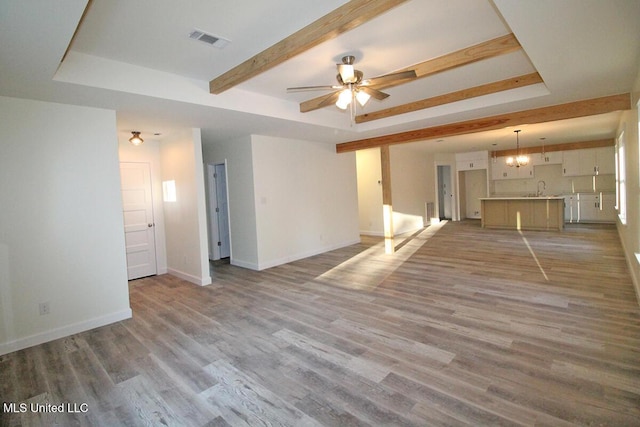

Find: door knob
[148,223,153,228]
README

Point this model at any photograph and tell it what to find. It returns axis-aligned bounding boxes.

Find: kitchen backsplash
[491,163,615,196]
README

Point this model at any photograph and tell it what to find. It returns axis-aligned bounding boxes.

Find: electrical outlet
[39,302,50,315]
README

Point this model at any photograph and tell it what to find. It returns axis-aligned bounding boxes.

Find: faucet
[537,180,546,196]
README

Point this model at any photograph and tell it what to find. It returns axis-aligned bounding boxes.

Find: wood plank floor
[2,220,640,426]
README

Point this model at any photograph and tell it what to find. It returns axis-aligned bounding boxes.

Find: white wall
[0,96,131,355]
[357,146,433,236]
[202,135,260,269]
[160,129,211,285]
[118,137,168,274]
[616,76,640,304]
[390,145,433,233]
[251,135,360,269]
[202,134,360,271]
[356,148,384,235]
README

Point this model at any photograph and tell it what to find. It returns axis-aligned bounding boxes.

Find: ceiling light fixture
[337,56,356,84]
[355,89,371,106]
[287,55,417,126]
[505,130,529,167]
[336,89,352,110]
[129,131,144,146]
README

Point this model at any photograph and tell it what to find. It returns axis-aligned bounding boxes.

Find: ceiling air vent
[188,29,230,49]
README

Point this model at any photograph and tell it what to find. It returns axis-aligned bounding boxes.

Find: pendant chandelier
[506,129,529,167]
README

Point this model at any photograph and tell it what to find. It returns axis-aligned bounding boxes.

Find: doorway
[207,163,231,260]
[120,162,157,280]
[437,165,452,220]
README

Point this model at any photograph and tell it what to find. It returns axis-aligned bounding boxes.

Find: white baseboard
[230,258,260,271]
[0,308,132,356]
[617,225,640,307]
[256,239,361,271]
[167,268,212,286]
[360,230,383,237]
[360,225,425,237]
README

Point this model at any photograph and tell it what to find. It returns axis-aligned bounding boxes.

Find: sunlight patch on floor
[313,221,447,290]
[518,230,549,281]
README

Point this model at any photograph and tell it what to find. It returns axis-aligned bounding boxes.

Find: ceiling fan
[287,56,417,115]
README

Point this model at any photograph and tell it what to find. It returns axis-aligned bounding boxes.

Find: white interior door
[120,162,157,280]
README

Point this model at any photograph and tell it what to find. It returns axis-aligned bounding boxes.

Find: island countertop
[479,196,564,200]
[480,197,564,231]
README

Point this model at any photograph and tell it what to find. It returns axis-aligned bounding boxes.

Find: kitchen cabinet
[456,151,488,171]
[564,195,578,223]
[599,193,617,221]
[531,150,563,166]
[562,147,615,176]
[575,192,616,223]
[578,194,600,222]
[491,157,534,180]
[481,197,564,231]
[594,147,615,175]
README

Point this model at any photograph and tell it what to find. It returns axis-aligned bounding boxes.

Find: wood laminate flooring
[2,221,640,426]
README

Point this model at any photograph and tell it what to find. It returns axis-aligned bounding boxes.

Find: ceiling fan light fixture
[338,64,356,84]
[355,90,371,107]
[129,131,144,146]
[336,89,352,109]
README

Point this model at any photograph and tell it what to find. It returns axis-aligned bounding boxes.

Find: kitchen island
[480,197,564,231]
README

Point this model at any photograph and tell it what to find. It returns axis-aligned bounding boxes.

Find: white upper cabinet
[594,147,615,175]
[562,146,615,176]
[562,149,591,176]
[491,157,534,180]
[531,150,563,166]
[456,151,488,171]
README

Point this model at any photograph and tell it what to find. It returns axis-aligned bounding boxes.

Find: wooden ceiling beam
[356,72,543,123]
[494,138,614,157]
[209,0,409,94]
[336,93,630,153]
[300,33,522,113]
[392,33,521,80]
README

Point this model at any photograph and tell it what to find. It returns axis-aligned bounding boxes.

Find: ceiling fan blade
[359,86,389,100]
[361,70,417,87]
[287,85,341,92]
[300,90,341,113]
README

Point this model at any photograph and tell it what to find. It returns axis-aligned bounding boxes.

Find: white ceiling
[1,0,639,153]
